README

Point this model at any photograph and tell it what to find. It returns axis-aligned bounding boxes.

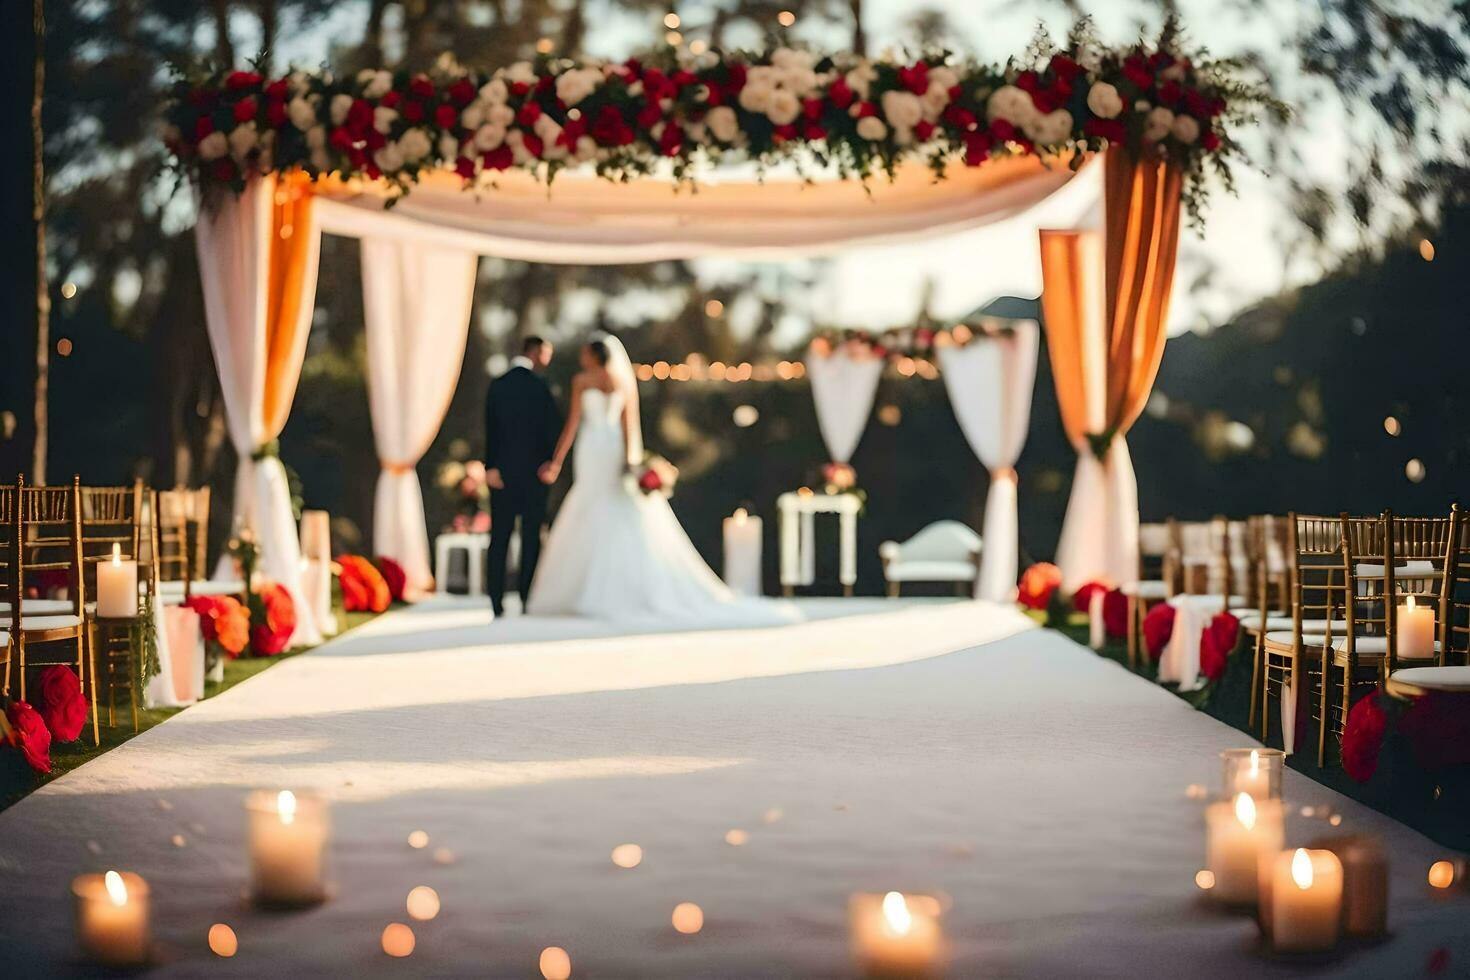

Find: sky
[270,0,1350,340]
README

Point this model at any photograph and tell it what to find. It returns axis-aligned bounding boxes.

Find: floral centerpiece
[629,454,679,498]
[186,593,251,680]
[249,582,297,656]
[338,555,391,613]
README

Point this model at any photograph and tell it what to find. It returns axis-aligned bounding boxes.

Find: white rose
[486,103,515,128]
[288,96,317,132]
[880,90,923,130]
[920,80,950,120]
[1143,106,1174,142]
[362,70,393,99]
[373,142,404,173]
[503,61,537,86]
[227,122,258,161]
[1085,81,1123,120]
[555,68,600,107]
[1023,108,1073,145]
[856,116,887,141]
[474,123,506,151]
[1160,60,1188,82]
[534,113,565,158]
[575,135,598,161]
[1171,114,1200,144]
[305,125,326,150]
[478,78,509,105]
[197,130,228,161]
[506,128,533,166]
[706,105,740,143]
[460,102,484,131]
[781,67,819,96]
[373,106,398,135]
[288,71,309,96]
[330,93,353,126]
[738,82,774,114]
[309,148,329,172]
[986,85,1037,125]
[845,63,876,98]
[771,47,814,72]
[437,132,460,160]
[1135,99,1152,112]
[929,66,959,91]
[397,127,432,163]
[767,89,801,126]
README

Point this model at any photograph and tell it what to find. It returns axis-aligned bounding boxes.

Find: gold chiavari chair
[79,481,148,733]
[11,476,93,739]
[1125,521,1176,668]
[1385,506,1470,703]
[1259,514,1347,749]
[1243,516,1294,729]
[154,488,194,598]
[0,482,13,694]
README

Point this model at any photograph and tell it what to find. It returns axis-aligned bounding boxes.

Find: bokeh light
[407,830,429,849]
[672,902,704,934]
[381,923,415,957]
[611,843,643,869]
[208,923,238,957]
[407,885,440,921]
[1195,870,1215,890]
[724,828,749,846]
[540,946,572,980]
[1428,860,1456,889]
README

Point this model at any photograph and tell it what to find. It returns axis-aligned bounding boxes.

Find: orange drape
[261,171,318,439]
[1040,146,1183,453]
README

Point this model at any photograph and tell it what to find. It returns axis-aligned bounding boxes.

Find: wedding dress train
[525,386,800,629]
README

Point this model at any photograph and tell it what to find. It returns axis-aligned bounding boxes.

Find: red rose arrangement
[37,666,88,744]
[1017,562,1062,611]
[1072,580,1109,614]
[1143,602,1177,661]
[185,594,251,658]
[1102,588,1129,639]
[1197,611,1241,683]
[374,556,408,603]
[1341,692,1389,783]
[3,700,52,774]
[631,455,678,498]
[338,555,391,613]
[250,582,297,656]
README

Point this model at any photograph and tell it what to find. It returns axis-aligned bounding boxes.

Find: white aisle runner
[0,599,1463,978]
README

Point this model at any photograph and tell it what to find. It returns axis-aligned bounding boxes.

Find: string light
[690,39,708,55]
[704,299,724,317]
[1383,416,1400,436]
[60,281,77,299]
[663,12,680,28]
[536,37,554,54]
[56,338,73,357]
[1419,238,1435,262]
[777,10,796,26]
[1406,458,1426,483]
[665,30,683,45]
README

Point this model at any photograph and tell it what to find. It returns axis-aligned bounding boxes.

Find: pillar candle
[1311,835,1388,939]
[247,789,329,906]
[72,871,149,967]
[1264,848,1343,953]
[722,509,763,597]
[1397,596,1435,660]
[95,543,138,619]
[849,891,943,977]
[1206,793,1284,905]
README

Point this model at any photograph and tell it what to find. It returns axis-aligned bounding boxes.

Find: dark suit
[484,363,560,615]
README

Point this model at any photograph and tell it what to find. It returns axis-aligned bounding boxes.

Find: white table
[776,491,861,597]
[434,532,489,596]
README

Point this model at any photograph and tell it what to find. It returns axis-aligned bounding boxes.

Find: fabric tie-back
[195,171,323,645]
[312,158,1075,263]
[937,322,1039,602]
[362,237,479,596]
[805,350,884,465]
[1040,146,1182,591]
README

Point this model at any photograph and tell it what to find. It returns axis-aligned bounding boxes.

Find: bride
[526,333,799,628]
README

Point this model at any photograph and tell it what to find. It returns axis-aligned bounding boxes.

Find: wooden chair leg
[887,581,899,598]
[1260,653,1273,744]
[1248,631,1262,729]
[16,636,25,702]
[1317,656,1332,769]
[1126,595,1139,669]
[82,630,99,747]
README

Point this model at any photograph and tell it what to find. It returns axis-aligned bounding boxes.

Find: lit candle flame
[104,870,128,906]
[1234,792,1256,830]
[110,542,121,566]
[1292,848,1314,889]
[734,508,748,523]
[277,790,297,826]
[881,891,913,936]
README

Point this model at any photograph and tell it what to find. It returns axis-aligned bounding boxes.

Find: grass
[1052,614,1470,851]
[0,607,382,814]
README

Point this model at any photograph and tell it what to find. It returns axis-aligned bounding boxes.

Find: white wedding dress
[526,385,800,629]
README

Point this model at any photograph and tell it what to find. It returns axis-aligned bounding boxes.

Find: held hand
[485,467,505,490]
[538,461,561,485]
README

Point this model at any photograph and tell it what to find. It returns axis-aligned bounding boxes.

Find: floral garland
[163,20,1279,224]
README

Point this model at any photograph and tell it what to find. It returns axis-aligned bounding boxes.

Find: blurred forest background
[0,0,1466,595]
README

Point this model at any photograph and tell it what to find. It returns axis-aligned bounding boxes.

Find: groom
[484,336,560,617]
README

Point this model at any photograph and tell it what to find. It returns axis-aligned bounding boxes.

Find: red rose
[348,98,374,133]
[454,155,477,179]
[402,100,425,123]
[374,557,408,603]
[1199,611,1240,683]
[854,101,877,118]
[517,101,543,127]
[408,75,435,99]
[590,105,631,146]
[1143,602,1176,661]
[1015,71,1040,94]
[5,701,51,774]
[264,78,289,101]
[638,469,663,492]
[1072,580,1108,614]
[38,665,87,743]
[642,68,669,99]
[725,62,747,91]
[1048,55,1084,82]
[802,98,824,121]
[658,124,682,156]
[225,70,262,90]
[1122,56,1153,90]
[338,555,391,613]
[772,123,798,143]
[329,126,353,151]
[671,69,697,88]
[635,101,661,130]
[942,105,977,130]
[447,78,476,105]
[212,158,236,181]
[898,62,929,95]
[250,582,296,656]
[434,103,459,129]
[232,96,257,122]
[1030,88,1059,114]
[703,84,724,106]
[195,115,215,139]
[507,80,529,96]
[1201,130,1221,151]
[1341,691,1388,783]
[1084,118,1126,143]
[1157,80,1182,106]
[536,74,554,94]
[483,145,514,170]
[914,119,936,142]
[266,99,288,127]
[828,77,854,109]
[1017,562,1062,611]
[804,123,827,141]
[380,90,402,109]
[522,132,544,158]
[963,132,990,166]
[1102,588,1129,639]
[989,119,1016,142]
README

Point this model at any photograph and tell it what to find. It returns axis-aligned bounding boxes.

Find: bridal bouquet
[628,454,678,499]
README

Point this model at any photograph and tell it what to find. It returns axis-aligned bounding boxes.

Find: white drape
[362,238,479,595]
[195,175,323,644]
[805,351,884,465]
[937,322,1039,601]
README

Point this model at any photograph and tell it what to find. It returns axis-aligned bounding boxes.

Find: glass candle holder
[1221,748,1285,800]
[246,789,329,907]
[72,871,150,967]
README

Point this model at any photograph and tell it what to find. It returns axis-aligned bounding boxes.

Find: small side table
[776,490,862,597]
[434,532,490,596]
[92,614,144,734]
